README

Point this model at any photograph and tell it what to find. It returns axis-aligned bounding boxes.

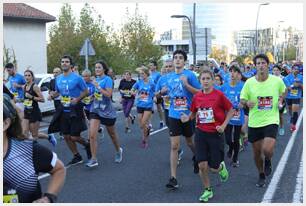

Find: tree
[209,46,228,63]
[285,45,296,60]
[47,3,78,73]
[119,4,163,69]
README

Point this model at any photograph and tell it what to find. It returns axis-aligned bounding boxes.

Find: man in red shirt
[182,69,234,202]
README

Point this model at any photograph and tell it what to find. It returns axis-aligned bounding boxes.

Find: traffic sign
[80,38,96,56]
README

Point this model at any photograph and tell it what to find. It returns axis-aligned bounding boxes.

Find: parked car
[34,74,55,113]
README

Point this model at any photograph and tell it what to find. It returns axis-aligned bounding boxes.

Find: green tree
[285,45,296,60]
[119,4,163,70]
[47,3,78,73]
[209,46,228,63]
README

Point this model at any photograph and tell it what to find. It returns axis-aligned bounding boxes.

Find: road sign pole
[85,39,88,70]
[205,28,208,62]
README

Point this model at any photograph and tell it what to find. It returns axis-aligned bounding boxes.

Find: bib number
[174,97,188,111]
[257,96,273,110]
[23,99,33,109]
[139,91,149,102]
[231,109,241,121]
[94,92,102,101]
[3,194,19,203]
[123,90,132,98]
[61,96,71,107]
[290,89,298,96]
[82,96,91,105]
[198,108,215,124]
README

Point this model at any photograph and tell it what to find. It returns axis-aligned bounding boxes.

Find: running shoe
[219,161,229,182]
[232,160,240,168]
[166,177,179,189]
[48,134,57,147]
[98,126,104,133]
[199,188,213,202]
[264,158,272,176]
[290,124,296,132]
[146,125,151,137]
[149,124,154,132]
[85,159,98,167]
[85,143,92,160]
[278,127,285,136]
[192,156,199,174]
[115,147,123,163]
[256,173,266,187]
[159,121,164,129]
[66,154,83,166]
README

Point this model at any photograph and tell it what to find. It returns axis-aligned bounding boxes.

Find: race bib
[198,108,215,124]
[61,96,71,107]
[257,96,273,110]
[123,90,132,98]
[164,98,170,109]
[3,194,19,203]
[231,109,241,121]
[94,92,103,101]
[82,96,91,105]
[290,89,298,96]
[23,99,33,108]
[139,91,149,102]
[174,97,188,111]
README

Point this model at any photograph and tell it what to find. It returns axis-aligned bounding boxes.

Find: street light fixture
[255,2,269,54]
[171,4,196,64]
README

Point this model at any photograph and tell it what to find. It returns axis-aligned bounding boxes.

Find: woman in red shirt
[181,69,234,202]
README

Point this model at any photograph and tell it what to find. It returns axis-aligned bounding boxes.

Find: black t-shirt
[118,79,136,99]
[3,138,57,203]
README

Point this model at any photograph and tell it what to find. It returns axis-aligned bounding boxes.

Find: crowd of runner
[3,50,303,202]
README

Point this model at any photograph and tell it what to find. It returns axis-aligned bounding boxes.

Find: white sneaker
[115,147,123,163]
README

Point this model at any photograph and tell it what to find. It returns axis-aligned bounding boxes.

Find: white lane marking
[292,154,303,203]
[261,108,303,203]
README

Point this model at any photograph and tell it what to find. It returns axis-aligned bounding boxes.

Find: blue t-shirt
[221,81,245,125]
[91,75,116,119]
[8,73,26,100]
[284,73,303,99]
[167,69,201,119]
[150,71,161,84]
[214,84,223,91]
[82,81,95,111]
[56,72,87,112]
[132,79,156,109]
[243,71,255,79]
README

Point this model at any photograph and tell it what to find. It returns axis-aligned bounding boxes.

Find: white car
[34,74,55,113]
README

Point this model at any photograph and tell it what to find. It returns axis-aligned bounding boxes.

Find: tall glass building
[182,3,232,48]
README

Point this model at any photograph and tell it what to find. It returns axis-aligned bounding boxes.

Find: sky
[28,2,303,44]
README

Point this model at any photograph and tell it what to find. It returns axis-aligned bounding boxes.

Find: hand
[71,98,79,105]
[25,92,33,99]
[33,196,50,203]
[216,125,225,133]
[13,82,19,88]
[180,112,189,123]
[180,75,188,85]
[246,101,255,109]
[293,82,300,87]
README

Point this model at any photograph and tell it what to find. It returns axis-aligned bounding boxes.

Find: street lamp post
[255,2,269,54]
[171,3,196,64]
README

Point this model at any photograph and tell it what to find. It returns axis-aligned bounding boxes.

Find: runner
[184,69,233,202]
[214,74,223,90]
[148,60,165,129]
[132,66,156,148]
[272,64,286,136]
[22,69,57,146]
[5,63,26,117]
[283,64,303,132]
[81,69,95,121]
[162,49,201,189]
[222,65,245,167]
[48,67,62,111]
[3,94,66,203]
[240,54,286,187]
[86,60,123,167]
[118,70,136,133]
[51,55,91,166]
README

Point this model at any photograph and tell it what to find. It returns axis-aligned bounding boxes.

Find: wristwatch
[43,193,57,203]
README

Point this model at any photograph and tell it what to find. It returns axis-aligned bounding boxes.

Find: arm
[180,75,200,94]
[33,85,45,103]
[216,108,235,133]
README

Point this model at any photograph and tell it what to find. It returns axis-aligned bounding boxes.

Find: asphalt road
[37,104,303,203]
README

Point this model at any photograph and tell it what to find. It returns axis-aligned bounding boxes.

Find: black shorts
[168,117,194,137]
[24,108,42,123]
[286,98,301,106]
[60,112,87,136]
[137,107,152,114]
[89,112,116,126]
[156,96,163,104]
[194,129,225,169]
[248,124,278,143]
[84,109,90,119]
[243,107,249,116]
